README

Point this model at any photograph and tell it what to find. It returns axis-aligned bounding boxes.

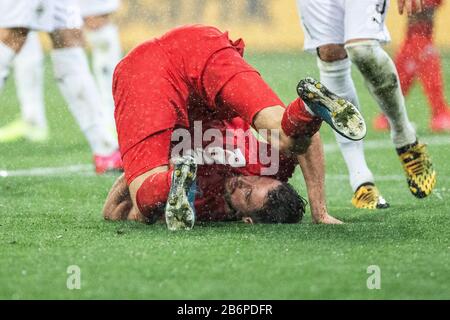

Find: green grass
[1,52,450,299]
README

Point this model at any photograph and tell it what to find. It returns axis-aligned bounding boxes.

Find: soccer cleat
[430,111,450,132]
[397,142,436,198]
[373,114,389,132]
[25,126,49,142]
[165,155,197,231]
[94,150,123,174]
[351,183,390,209]
[297,77,366,141]
[0,119,49,143]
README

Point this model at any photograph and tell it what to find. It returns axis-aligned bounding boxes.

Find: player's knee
[50,29,84,49]
[345,40,379,66]
[345,40,399,89]
[0,28,29,52]
[317,44,347,62]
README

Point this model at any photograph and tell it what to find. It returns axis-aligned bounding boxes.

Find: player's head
[225,176,306,223]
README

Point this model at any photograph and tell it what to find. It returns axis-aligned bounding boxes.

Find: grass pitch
[0,52,449,299]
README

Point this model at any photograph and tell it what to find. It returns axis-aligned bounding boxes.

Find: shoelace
[356,186,379,203]
[401,144,429,176]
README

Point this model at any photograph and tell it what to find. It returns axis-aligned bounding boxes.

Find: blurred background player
[296,0,436,205]
[0,0,122,142]
[373,0,450,132]
[0,0,121,174]
[0,32,49,142]
[79,0,122,129]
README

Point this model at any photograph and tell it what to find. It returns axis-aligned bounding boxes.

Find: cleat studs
[187,172,193,179]
[337,99,346,106]
[174,169,181,177]
[169,199,177,206]
[307,93,315,99]
[315,83,323,89]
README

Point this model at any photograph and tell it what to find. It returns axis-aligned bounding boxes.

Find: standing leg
[346,40,435,198]
[50,28,121,173]
[12,32,48,141]
[84,14,122,130]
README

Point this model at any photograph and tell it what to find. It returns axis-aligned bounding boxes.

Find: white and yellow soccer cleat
[397,142,436,198]
[351,183,389,209]
[0,118,48,143]
[165,155,198,231]
[297,77,366,141]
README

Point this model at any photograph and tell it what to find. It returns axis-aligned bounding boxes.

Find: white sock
[51,47,118,156]
[0,41,15,90]
[13,32,47,129]
[86,23,122,128]
[346,40,416,148]
[317,57,374,191]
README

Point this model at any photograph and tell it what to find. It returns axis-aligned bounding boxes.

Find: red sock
[398,21,450,117]
[395,34,418,96]
[281,98,322,137]
[136,170,173,219]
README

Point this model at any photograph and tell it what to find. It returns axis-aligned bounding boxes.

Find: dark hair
[249,182,306,224]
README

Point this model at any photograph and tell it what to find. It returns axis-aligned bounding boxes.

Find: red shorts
[121,68,283,184]
[423,0,442,8]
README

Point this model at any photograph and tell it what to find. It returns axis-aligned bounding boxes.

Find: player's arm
[102,174,134,221]
[297,133,343,224]
[103,174,161,223]
[398,0,423,15]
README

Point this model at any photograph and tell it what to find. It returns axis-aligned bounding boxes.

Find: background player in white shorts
[0,0,122,174]
[296,0,436,206]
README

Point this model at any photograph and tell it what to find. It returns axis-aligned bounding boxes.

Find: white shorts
[296,0,391,52]
[0,0,83,32]
[78,0,121,17]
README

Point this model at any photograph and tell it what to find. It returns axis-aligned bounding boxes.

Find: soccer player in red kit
[103,117,305,225]
[111,25,366,230]
[374,0,450,132]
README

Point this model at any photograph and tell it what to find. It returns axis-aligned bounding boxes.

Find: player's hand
[398,0,423,15]
[103,173,133,220]
[312,213,344,225]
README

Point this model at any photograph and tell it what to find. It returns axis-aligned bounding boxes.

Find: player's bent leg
[123,130,197,230]
[129,160,197,230]
[50,29,121,173]
[84,14,122,126]
[13,32,48,142]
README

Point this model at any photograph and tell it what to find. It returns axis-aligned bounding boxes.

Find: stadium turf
[0,52,449,299]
